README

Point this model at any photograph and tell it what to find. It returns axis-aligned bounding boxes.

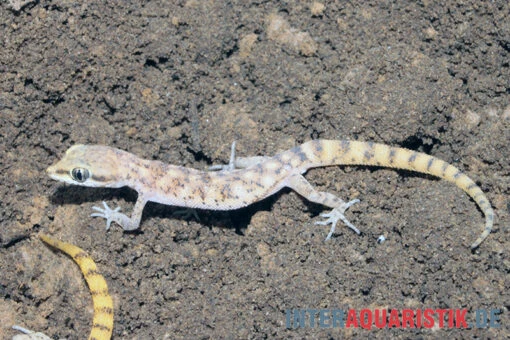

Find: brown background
[1,0,509,338]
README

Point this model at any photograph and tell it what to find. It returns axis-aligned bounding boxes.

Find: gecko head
[46,144,129,188]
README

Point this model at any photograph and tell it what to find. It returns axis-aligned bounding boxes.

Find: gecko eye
[71,168,90,182]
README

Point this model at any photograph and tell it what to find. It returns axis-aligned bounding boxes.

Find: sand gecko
[46,140,494,249]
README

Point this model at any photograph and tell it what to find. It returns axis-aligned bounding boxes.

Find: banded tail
[40,234,114,340]
[298,140,494,249]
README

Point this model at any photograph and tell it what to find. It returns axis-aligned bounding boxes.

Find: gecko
[46,140,494,249]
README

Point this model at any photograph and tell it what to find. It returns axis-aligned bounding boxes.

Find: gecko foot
[315,199,360,241]
[91,201,121,230]
[208,141,237,171]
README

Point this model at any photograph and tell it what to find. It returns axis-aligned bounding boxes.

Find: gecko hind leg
[208,141,238,171]
[209,141,270,171]
[315,199,360,240]
[285,174,360,241]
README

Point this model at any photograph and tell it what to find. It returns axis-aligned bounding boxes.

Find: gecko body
[46,140,494,249]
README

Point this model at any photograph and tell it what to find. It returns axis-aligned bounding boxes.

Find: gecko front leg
[285,174,360,241]
[91,196,147,231]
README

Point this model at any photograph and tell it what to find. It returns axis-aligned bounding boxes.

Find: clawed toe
[315,199,361,241]
[209,141,237,171]
[90,201,121,230]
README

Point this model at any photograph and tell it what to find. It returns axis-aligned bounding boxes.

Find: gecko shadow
[49,185,284,236]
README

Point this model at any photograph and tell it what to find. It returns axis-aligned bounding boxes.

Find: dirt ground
[1,0,509,339]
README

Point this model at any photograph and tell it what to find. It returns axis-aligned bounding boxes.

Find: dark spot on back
[197,186,206,202]
[296,150,307,162]
[313,140,323,152]
[341,140,351,152]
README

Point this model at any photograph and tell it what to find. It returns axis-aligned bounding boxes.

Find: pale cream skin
[46,140,494,249]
